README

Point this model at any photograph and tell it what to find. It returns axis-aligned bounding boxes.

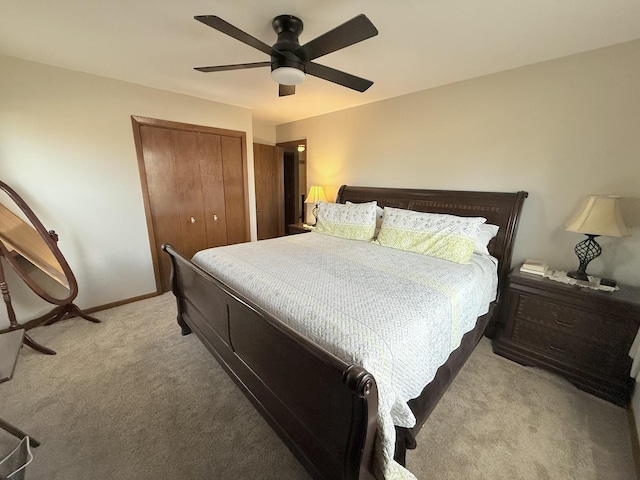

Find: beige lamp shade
[304,186,328,204]
[564,195,630,237]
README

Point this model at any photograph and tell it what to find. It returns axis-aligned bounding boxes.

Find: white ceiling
[2,1,640,124]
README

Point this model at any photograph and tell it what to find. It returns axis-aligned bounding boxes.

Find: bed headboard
[336,185,528,294]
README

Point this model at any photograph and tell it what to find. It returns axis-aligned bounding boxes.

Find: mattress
[192,232,498,480]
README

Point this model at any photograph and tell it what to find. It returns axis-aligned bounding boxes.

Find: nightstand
[493,268,640,406]
[286,223,313,235]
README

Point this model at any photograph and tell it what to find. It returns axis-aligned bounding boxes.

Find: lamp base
[569,234,601,283]
[567,270,589,281]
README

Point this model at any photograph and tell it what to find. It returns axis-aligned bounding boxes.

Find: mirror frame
[0,180,78,305]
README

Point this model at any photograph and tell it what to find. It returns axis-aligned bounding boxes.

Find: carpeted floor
[0,293,637,479]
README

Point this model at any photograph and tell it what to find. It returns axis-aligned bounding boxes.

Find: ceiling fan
[194,14,378,97]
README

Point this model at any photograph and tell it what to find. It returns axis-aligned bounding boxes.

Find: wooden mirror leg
[23,332,57,355]
[12,303,99,354]
[42,304,101,327]
[68,303,101,323]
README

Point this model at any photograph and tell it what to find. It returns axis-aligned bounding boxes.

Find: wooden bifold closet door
[132,116,249,293]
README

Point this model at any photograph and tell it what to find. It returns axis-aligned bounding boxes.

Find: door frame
[131,115,250,294]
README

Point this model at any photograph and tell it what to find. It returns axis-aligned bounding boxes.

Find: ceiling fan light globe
[271,67,305,85]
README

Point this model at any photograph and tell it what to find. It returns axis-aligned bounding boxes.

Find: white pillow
[376,207,486,264]
[346,201,384,236]
[475,224,499,255]
[315,201,378,241]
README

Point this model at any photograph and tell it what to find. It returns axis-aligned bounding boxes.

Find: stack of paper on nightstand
[520,259,548,276]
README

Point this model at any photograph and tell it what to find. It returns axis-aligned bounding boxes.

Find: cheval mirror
[0,180,99,354]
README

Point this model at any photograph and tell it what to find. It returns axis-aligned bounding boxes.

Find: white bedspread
[192,232,498,480]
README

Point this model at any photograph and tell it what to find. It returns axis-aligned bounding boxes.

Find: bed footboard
[162,244,379,480]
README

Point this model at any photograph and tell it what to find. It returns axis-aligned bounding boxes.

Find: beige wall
[252,120,276,145]
[277,40,640,287]
[0,55,256,327]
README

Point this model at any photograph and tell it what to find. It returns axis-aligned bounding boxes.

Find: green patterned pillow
[376,207,486,264]
[315,201,377,241]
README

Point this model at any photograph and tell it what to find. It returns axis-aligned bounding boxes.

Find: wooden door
[133,117,249,293]
[253,143,284,240]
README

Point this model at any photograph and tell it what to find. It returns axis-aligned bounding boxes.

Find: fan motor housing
[271,15,306,72]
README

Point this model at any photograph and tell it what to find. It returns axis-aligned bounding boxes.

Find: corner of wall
[252,119,277,145]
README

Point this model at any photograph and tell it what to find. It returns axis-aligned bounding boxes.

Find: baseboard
[629,407,640,479]
[82,292,160,314]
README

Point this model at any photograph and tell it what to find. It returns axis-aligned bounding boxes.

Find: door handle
[190,216,196,224]
[213,214,218,222]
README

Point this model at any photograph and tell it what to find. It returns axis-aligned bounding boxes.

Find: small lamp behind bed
[304,186,327,226]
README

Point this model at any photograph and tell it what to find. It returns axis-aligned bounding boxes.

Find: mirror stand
[0,236,100,355]
[0,181,101,355]
[0,248,100,355]
[0,250,51,355]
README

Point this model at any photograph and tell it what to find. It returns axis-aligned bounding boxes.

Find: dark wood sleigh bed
[163,185,527,480]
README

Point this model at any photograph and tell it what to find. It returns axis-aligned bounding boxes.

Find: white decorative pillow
[346,201,384,236]
[315,201,378,241]
[376,207,486,264]
[475,224,499,255]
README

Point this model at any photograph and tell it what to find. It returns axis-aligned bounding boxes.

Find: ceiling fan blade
[195,62,270,73]
[306,62,373,92]
[279,84,296,97]
[295,14,378,61]
[195,15,275,56]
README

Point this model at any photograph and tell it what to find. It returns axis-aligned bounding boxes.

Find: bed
[163,185,527,480]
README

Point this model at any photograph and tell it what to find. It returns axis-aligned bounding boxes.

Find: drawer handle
[548,343,567,353]
[554,319,575,328]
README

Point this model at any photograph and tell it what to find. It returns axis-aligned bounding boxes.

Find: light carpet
[0,293,636,479]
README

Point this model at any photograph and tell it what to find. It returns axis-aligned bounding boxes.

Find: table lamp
[304,186,327,226]
[564,194,630,281]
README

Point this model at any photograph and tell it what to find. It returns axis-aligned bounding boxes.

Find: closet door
[197,132,229,250]
[221,136,249,244]
[133,117,249,293]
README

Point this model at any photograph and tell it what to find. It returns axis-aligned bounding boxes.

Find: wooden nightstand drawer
[512,319,626,379]
[515,295,635,347]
